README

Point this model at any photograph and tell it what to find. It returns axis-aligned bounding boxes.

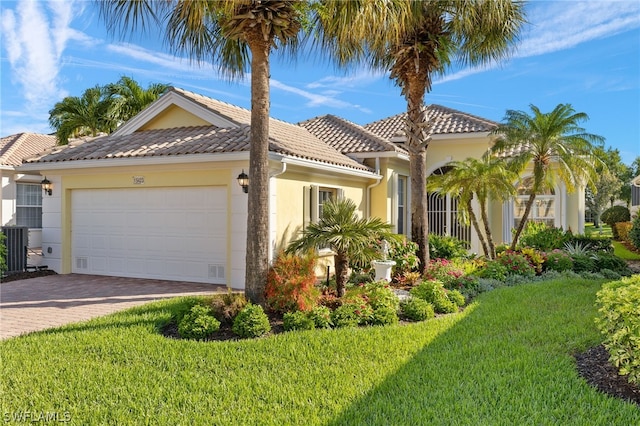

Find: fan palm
[427,156,518,259]
[491,103,603,249]
[105,76,169,124]
[315,0,526,272]
[286,198,398,298]
[99,1,304,305]
[48,85,117,145]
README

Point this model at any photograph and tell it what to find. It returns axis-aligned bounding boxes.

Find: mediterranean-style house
[16,87,587,288]
[632,175,640,217]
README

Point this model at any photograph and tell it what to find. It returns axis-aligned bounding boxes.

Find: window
[427,167,471,244]
[16,183,42,228]
[397,176,407,234]
[318,188,337,220]
[514,177,555,228]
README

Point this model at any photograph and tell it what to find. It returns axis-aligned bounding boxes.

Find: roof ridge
[427,104,499,127]
[324,114,406,153]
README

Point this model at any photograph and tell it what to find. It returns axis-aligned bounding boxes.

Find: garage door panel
[72,187,227,284]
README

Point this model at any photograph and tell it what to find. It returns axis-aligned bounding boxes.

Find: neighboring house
[18,87,587,288]
[632,175,640,217]
[1,133,58,250]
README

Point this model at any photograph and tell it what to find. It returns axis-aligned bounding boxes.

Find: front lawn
[2,279,638,425]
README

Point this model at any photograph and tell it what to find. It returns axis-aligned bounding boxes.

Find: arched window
[514,177,555,228]
[427,166,471,245]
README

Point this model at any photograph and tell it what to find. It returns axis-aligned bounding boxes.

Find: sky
[1,0,639,165]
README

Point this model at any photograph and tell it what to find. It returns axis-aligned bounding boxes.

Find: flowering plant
[496,250,535,277]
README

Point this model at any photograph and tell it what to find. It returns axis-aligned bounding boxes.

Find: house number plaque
[132,176,145,185]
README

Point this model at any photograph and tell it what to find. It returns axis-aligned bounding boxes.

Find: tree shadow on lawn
[327,286,640,425]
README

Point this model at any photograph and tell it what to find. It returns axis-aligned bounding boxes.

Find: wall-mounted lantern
[237,170,249,194]
[41,177,52,196]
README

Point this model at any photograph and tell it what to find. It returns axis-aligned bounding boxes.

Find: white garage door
[71,187,227,284]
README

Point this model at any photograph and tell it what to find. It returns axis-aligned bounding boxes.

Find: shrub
[400,298,435,321]
[362,281,400,311]
[571,254,596,273]
[178,304,221,340]
[496,250,535,277]
[593,252,631,275]
[265,252,318,313]
[371,306,399,326]
[283,311,315,331]
[518,222,570,251]
[429,234,469,260]
[447,289,466,307]
[387,238,420,277]
[520,247,545,275]
[599,269,622,280]
[543,250,573,272]
[601,206,630,239]
[331,296,374,327]
[615,222,633,242]
[209,291,248,324]
[630,214,640,249]
[232,304,271,338]
[595,275,640,386]
[424,258,465,284]
[445,275,480,298]
[308,305,332,329]
[410,281,457,314]
[476,260,509,281]
[394,271,422,287]
[0,233,6,275]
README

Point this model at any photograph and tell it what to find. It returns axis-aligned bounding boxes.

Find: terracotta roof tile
[299,114,408,155]
[365,105,498,141]
[0,133,57,166]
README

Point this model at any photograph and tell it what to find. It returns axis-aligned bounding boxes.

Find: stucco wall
[139,105,210,131]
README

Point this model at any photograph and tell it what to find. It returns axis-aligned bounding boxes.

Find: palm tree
[427,156,518,259]
[286,198,398,298]
[316,0,526,272]
[48,85,117,145]
[99,1,304,305]
[105,76,169,124]
[491,103,603,250]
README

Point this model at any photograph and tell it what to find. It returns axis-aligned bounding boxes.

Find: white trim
[112,91,238,137]
[277,156,381,179]
[350,151,410,162]
[431,132,492,141]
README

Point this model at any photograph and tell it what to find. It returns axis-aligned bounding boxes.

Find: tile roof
[24,123,371,172]
[0,133,57,167]
[299,114,408,155]
[364,104,498,141]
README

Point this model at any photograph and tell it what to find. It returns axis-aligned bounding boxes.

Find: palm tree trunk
[334,252,349,298]
[406,77,430,273]
[467,199,490,258]
[479,199,496,259]
[244,37,271,306]
[510,193,536,250]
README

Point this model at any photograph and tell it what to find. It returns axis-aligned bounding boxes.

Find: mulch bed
[575,345,639,407]
[1,269,57,283]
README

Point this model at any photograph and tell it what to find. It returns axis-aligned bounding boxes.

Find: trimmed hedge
[595,275,640,386]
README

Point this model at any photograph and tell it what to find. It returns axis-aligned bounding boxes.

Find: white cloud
[271,78,371,113]
[306,70,384,89]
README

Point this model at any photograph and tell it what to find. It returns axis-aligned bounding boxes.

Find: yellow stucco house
[19,87,586,288]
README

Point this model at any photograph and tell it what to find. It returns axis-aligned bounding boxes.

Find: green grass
[2,280,639,425]
[585,222,613,238]
[584,222,640,260]
[612,241,640,260]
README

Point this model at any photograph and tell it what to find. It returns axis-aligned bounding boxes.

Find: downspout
[366,157,382,218]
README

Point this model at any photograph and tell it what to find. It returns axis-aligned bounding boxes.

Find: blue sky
[1,0,639,165]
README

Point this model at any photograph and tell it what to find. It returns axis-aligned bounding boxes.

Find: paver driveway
[0,274,229,339]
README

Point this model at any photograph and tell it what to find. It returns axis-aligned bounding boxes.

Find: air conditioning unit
[1,226,28,276]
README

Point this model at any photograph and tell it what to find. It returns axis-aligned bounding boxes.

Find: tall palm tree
[427,156,518,259]
[48,85,117,145]
[99,1,303,305]
[286,198,398,298]
[105,76,169,124]
[316,0,526,272]
[491,103,603,250]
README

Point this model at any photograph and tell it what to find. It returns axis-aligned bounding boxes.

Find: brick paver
[0,274,229,339]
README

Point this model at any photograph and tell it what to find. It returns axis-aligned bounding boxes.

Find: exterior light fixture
[237,170,249,194]
[41,177,52,196]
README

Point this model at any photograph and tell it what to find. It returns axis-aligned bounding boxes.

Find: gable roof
[0,133,57,167]
[24,88,371,172]
[299,114,408,155]
[364,105,498,141]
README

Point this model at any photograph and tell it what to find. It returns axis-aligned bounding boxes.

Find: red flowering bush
[496,250,535,277]
[265,252,319,313]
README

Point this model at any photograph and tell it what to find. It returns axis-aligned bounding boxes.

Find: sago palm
[99,1,304,305]
[48,85,117,145]
[315,0,526,272]
[286,198,398,298]
[491,103,603,249]
[427,156,517,259]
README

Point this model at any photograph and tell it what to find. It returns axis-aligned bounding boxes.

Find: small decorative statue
[380,239,390,261]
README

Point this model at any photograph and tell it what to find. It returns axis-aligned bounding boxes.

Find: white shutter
[310,185,319,222]
[336,188,345,200]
